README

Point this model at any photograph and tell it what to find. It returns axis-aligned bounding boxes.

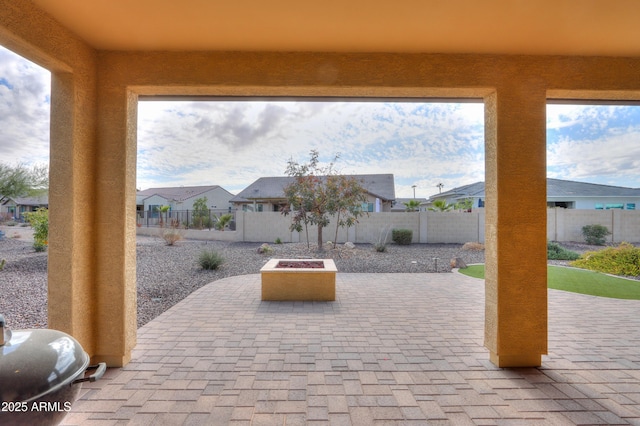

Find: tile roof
[430,178,640,200]
[391,197,429,211]
[0,193,49,205]
[230,174,396,203]
[137,185,226,202]
[430,181,486,200]
[546,178,640,197]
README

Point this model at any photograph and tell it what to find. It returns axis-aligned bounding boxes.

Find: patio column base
[489,351,542,368]
[92,353,131,368]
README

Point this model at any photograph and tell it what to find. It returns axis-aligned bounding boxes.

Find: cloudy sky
[1,45,639,198]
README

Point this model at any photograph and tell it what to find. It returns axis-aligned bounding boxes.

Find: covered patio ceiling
[32,0,640,56]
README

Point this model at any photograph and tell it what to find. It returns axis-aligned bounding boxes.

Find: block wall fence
[137,209,640,244]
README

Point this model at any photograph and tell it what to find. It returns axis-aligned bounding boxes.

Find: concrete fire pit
[260,258,337,301]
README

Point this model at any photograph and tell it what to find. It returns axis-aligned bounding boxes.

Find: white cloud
[547,130,640,184]
[3,44,639,198]
[0,46,50,165]
[136,100,485,197]
[547,104,640,188]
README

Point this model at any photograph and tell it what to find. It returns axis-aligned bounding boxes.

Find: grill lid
[0,327,89,402]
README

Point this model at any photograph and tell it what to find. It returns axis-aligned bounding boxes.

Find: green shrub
[275,237,282,244]
[547,241,580,260]
[392,229,413,245]
[571,242,640,276]
[373,242,387,252]
[198,250,225,270]
[160,225,184,246]
[0,259,5,271]
[24,208,48,252]
[582,224,611,245]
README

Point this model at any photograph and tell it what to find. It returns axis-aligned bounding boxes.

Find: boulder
[257,243,272,254]
[450,257,468,269]
[344,241,356,249]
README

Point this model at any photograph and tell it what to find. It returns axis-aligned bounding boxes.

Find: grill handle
[0,314,10,346]
[72,362,107,384]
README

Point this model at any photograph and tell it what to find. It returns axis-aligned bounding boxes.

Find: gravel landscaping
[1,235,486,329]
[0,234,631,330]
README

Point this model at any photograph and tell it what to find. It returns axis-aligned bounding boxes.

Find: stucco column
[484,86,548,367]
[91,76,138,367]
[48,70,98,355]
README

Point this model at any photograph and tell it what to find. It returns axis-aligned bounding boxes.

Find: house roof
[431,182,486,200]
[391,198,429,212]
[0,194,49,206]
[30,1,640,57]
[137,185,229,203]
[430,178,640,200]
[231,174,396,203]
[546,179,640,198]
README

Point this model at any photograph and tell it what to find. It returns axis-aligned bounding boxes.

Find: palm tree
[403,199,422,212]
[156,205,171,226]
[215,213,233,231]
[428,199,453,212]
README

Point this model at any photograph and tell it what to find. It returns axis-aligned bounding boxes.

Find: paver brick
[61,273,640,425]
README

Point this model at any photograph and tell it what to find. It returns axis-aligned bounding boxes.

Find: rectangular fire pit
[260,258,337,301]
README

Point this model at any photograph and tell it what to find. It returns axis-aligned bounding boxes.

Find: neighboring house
[428,178,640,210]
[136,185,235,215]
[428,182,486,210]
[0,193,49,221]
[231,174,396,213]
[391,197,429,212]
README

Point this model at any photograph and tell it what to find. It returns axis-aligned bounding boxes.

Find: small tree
[24,207,48,252]
[192,197,209,229]
[156,205,170,226]
[0,163,48,204]
[329,174,369,248]
[282,150,368,251]
[282,175,313,248]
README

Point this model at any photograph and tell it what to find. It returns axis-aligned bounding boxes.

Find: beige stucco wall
[142,209,640,244]
[4,1,640,367]
[0,0,104,358]
[549,208,640,243]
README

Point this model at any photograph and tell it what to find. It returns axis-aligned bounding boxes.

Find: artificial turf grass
[458,264,640,300]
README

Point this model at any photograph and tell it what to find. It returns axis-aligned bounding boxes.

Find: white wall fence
[137,209,640,244]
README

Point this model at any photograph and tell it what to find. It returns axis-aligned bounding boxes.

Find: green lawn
[459,265,640,300]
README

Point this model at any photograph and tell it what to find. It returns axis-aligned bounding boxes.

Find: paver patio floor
[63,273,640,425]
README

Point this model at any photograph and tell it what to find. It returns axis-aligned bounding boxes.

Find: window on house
[626,203,636,210]
[548,201,574,209]
[256,204,263,212]
[361,202,374,212]
[605,203,624,210]
[595,204,604,210]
